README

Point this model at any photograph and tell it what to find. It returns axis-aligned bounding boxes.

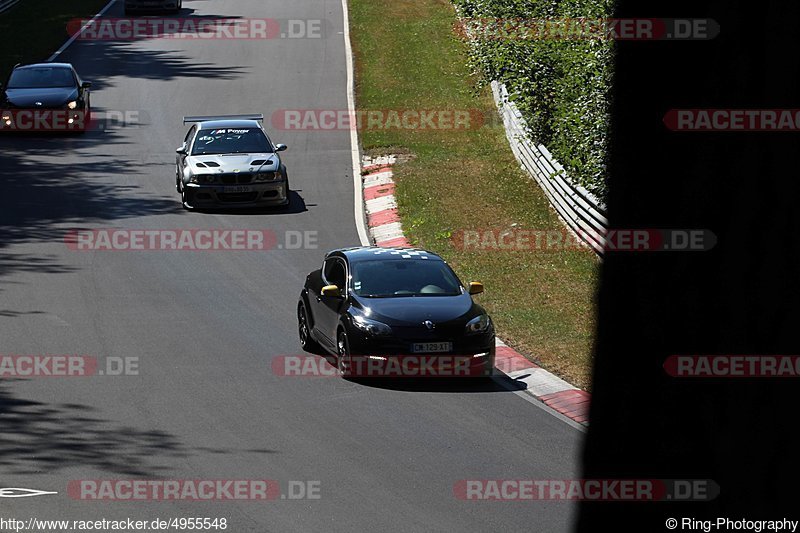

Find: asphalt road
[0,1,582,531]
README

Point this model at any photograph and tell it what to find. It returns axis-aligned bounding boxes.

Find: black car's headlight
[352,316,393,336]
[254,169,282,182]
[465,314,491,335]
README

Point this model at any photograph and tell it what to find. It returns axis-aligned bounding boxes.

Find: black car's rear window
[192,128,272,155]
[8,67,75,89]
[351,259,462,297]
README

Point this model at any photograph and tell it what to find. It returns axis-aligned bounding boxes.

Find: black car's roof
[329,247,444,263]
[196,120,262,130]
[16,63,73,70]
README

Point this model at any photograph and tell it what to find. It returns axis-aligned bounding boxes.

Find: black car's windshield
[7,67,75,89]
[352,259,462,297]
[192,128,273,155]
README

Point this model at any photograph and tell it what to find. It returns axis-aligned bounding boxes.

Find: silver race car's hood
[186,153,279,174]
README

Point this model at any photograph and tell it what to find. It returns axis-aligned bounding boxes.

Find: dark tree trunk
[577,1,800,530]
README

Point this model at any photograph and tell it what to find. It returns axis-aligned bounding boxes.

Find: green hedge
[452,0,613,199]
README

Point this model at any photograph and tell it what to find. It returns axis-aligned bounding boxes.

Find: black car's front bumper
[124,0,179,11]
[344,326,496,377]
[0,108,88,133]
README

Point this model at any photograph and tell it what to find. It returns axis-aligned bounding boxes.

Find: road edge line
[341,0,370,246]
[47,0,118,61]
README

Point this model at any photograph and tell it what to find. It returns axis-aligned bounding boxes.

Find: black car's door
[312,256,348,347]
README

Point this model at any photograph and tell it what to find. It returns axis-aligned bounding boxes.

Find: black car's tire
[298,302,321,353]
[76,105,89,134]
[337,329,353,378]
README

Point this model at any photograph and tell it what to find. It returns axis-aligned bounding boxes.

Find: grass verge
[349,0,599,389]
[0,0,109,77]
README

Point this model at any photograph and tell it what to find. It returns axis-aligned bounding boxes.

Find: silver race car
[175,114,290,210]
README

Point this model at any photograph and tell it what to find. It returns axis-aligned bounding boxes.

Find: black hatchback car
[298,247,496,378]
[1,63,91,133]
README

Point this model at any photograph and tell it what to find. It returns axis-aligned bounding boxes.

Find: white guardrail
[0,0,19,14]
[491,80,609,255]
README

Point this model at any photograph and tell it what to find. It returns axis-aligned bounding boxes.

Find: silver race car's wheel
[178,181,192,210]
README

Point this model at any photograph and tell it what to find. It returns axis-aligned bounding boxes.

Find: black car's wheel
[337,329,353,378]
[172,0,182,14]
[76,104,89,134]
[298,302,321,352]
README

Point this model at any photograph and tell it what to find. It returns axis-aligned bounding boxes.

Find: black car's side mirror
[321,285,342,298]
[468,282,484,295]
[275,143,288,152]
[81,81,92,89]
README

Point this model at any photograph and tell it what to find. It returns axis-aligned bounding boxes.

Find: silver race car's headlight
[254,169,282,182]
[190,174,218,184]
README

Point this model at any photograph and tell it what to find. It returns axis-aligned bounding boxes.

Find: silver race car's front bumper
[183,180,289,208]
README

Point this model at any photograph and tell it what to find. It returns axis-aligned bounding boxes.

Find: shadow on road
[0,382,278,476]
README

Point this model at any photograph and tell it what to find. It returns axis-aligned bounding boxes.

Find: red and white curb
[362,155,410,248]
[360,156,590,427]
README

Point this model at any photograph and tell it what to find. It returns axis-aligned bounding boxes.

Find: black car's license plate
[411,342,453,353]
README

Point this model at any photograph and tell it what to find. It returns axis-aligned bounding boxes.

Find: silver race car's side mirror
[275,144,288,152]
[176,143,187,155]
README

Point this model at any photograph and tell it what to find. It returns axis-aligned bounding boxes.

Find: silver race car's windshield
[192,128,273,155]
[351,259,463,298]
[7,67,76,89]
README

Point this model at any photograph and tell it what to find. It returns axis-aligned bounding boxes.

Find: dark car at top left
[1,63,91,133]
